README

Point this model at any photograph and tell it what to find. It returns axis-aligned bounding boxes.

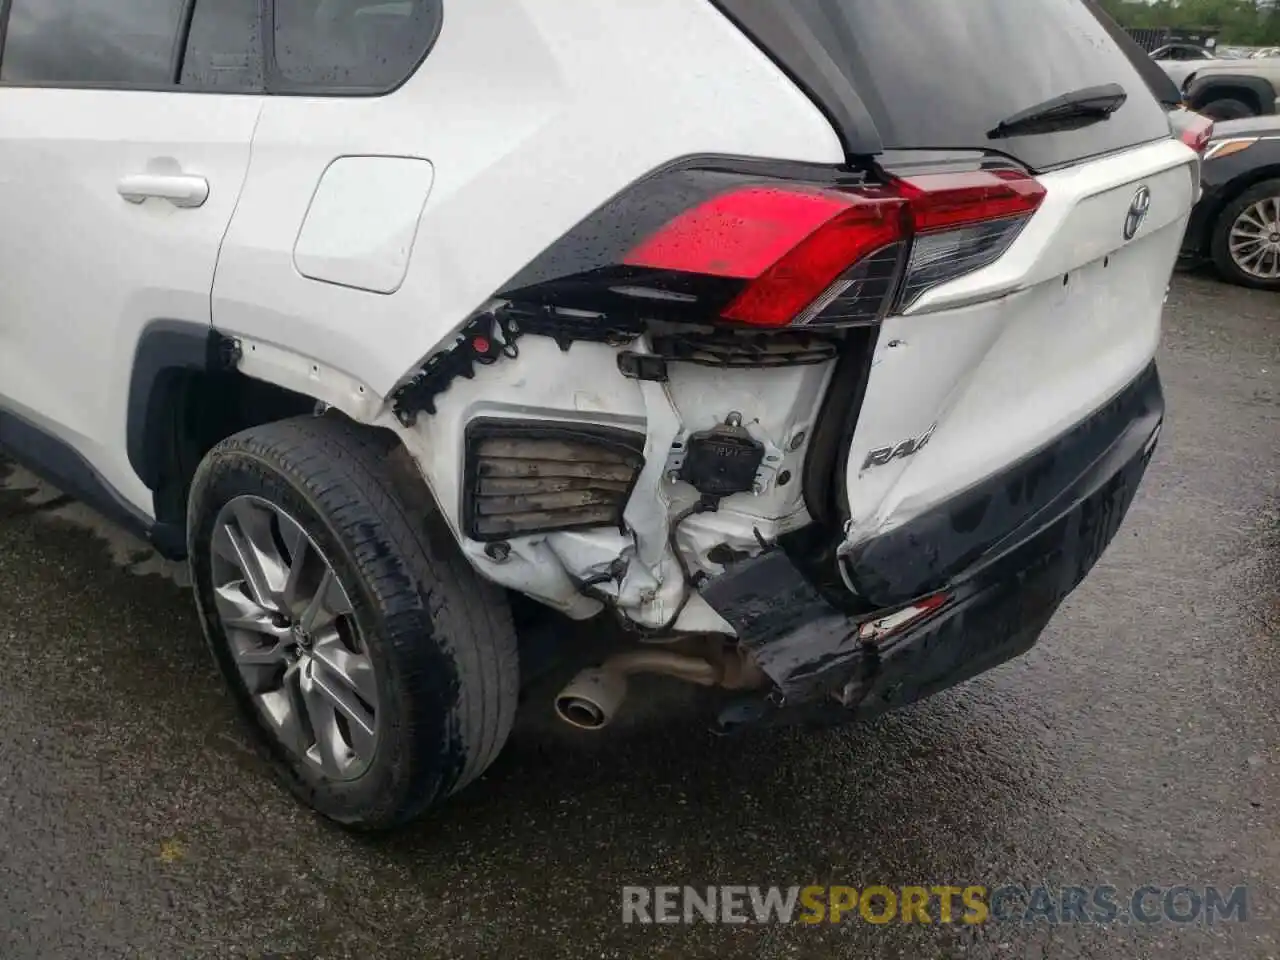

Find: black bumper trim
[845,362,1164,609]
[701,361,1165,713]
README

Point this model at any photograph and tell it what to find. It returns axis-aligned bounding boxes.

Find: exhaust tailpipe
[554,666,631,731]
[553,649,763,731]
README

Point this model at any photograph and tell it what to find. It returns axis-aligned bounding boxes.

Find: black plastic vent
[647,327,840,370]
[463,419,646,542]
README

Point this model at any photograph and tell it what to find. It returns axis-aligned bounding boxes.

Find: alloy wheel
[210,495,378,781]
[1228,195,1280,281]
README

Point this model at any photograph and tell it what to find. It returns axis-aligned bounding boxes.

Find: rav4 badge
[862,423,938,472]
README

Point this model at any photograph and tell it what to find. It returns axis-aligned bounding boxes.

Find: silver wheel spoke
[307,655,376,744]
[299,658,375,777]
[260,664,313,759]
[279,513,314,615]
[233,639,292,668]
[302,695,347,780]
[220,500,289,609]
[312,630,378,711]
[213,582,283,635]
[1238,210,1266,233]
[213,521,274,611]
[298,569,350,635]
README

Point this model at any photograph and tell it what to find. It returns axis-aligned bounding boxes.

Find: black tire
[1209,178,1280,292]
[1199,98,1255,121]
[187,414,519,830]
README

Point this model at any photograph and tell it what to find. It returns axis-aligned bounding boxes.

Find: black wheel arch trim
[126,320,225,491]
[125,319,237,558]
[1187,75,1278,114]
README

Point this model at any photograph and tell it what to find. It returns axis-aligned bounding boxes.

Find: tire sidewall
[188,445,461,827]
[1201,98,1254,121]
[1210,178,1280,291]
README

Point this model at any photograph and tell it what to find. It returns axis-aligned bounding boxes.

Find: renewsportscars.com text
[622,884,1249,926]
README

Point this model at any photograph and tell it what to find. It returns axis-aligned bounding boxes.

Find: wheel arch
[1202,164,1280,246]
[127,321,331,556]
[1207,169,1280,288]
[1187,76,1276,115]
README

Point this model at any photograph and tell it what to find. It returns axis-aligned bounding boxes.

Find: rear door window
[715,0,1172,171]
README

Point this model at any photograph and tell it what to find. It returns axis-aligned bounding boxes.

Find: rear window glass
[725,0,1172,170]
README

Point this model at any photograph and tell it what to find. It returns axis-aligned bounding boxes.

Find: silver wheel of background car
[210,494,378,781]
[1228,196,1280,281]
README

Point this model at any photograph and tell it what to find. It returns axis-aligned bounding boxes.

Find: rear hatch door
[842,140,1192,607]
[716,0,1196,601]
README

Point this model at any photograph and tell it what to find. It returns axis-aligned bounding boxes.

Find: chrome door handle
[117,173,210,209]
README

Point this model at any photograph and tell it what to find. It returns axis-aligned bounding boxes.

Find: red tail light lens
[623,186,863,280]
[1170,109,1214,154]
[897,170,1047,232]
[626,184,908,328]
[718,191,906,327]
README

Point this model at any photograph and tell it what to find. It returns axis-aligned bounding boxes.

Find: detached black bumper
[702,362,1165,723]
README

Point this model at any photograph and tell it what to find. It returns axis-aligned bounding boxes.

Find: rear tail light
[894,170,1046,311]
[620,169,1043,326]
[623,183,907,328]
[496,160,1046,335]
[1171,109,1214,154]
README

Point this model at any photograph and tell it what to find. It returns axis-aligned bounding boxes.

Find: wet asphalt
[0,273,1276,959]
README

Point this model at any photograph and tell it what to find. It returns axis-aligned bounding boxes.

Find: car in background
[1183,56,1280,119]
[1251,47,1280,59]
[1151,42,1221,91]
[1180,117,1280,289]
[1151,42,1218,62]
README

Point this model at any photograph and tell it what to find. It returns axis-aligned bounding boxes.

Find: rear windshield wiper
[988,83,1128,139]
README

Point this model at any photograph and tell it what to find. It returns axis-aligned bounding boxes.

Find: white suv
[0,0,1197,829]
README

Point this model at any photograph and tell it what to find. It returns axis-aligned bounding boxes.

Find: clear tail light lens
[899,216,1030,310]
[893,170,1046,311]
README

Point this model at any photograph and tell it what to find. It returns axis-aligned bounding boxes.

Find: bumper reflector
[856,593,951,644]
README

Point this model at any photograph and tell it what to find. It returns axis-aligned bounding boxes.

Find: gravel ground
[0,274,1275,959]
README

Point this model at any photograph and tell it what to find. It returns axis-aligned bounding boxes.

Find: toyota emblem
[1124,186,1151,241]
